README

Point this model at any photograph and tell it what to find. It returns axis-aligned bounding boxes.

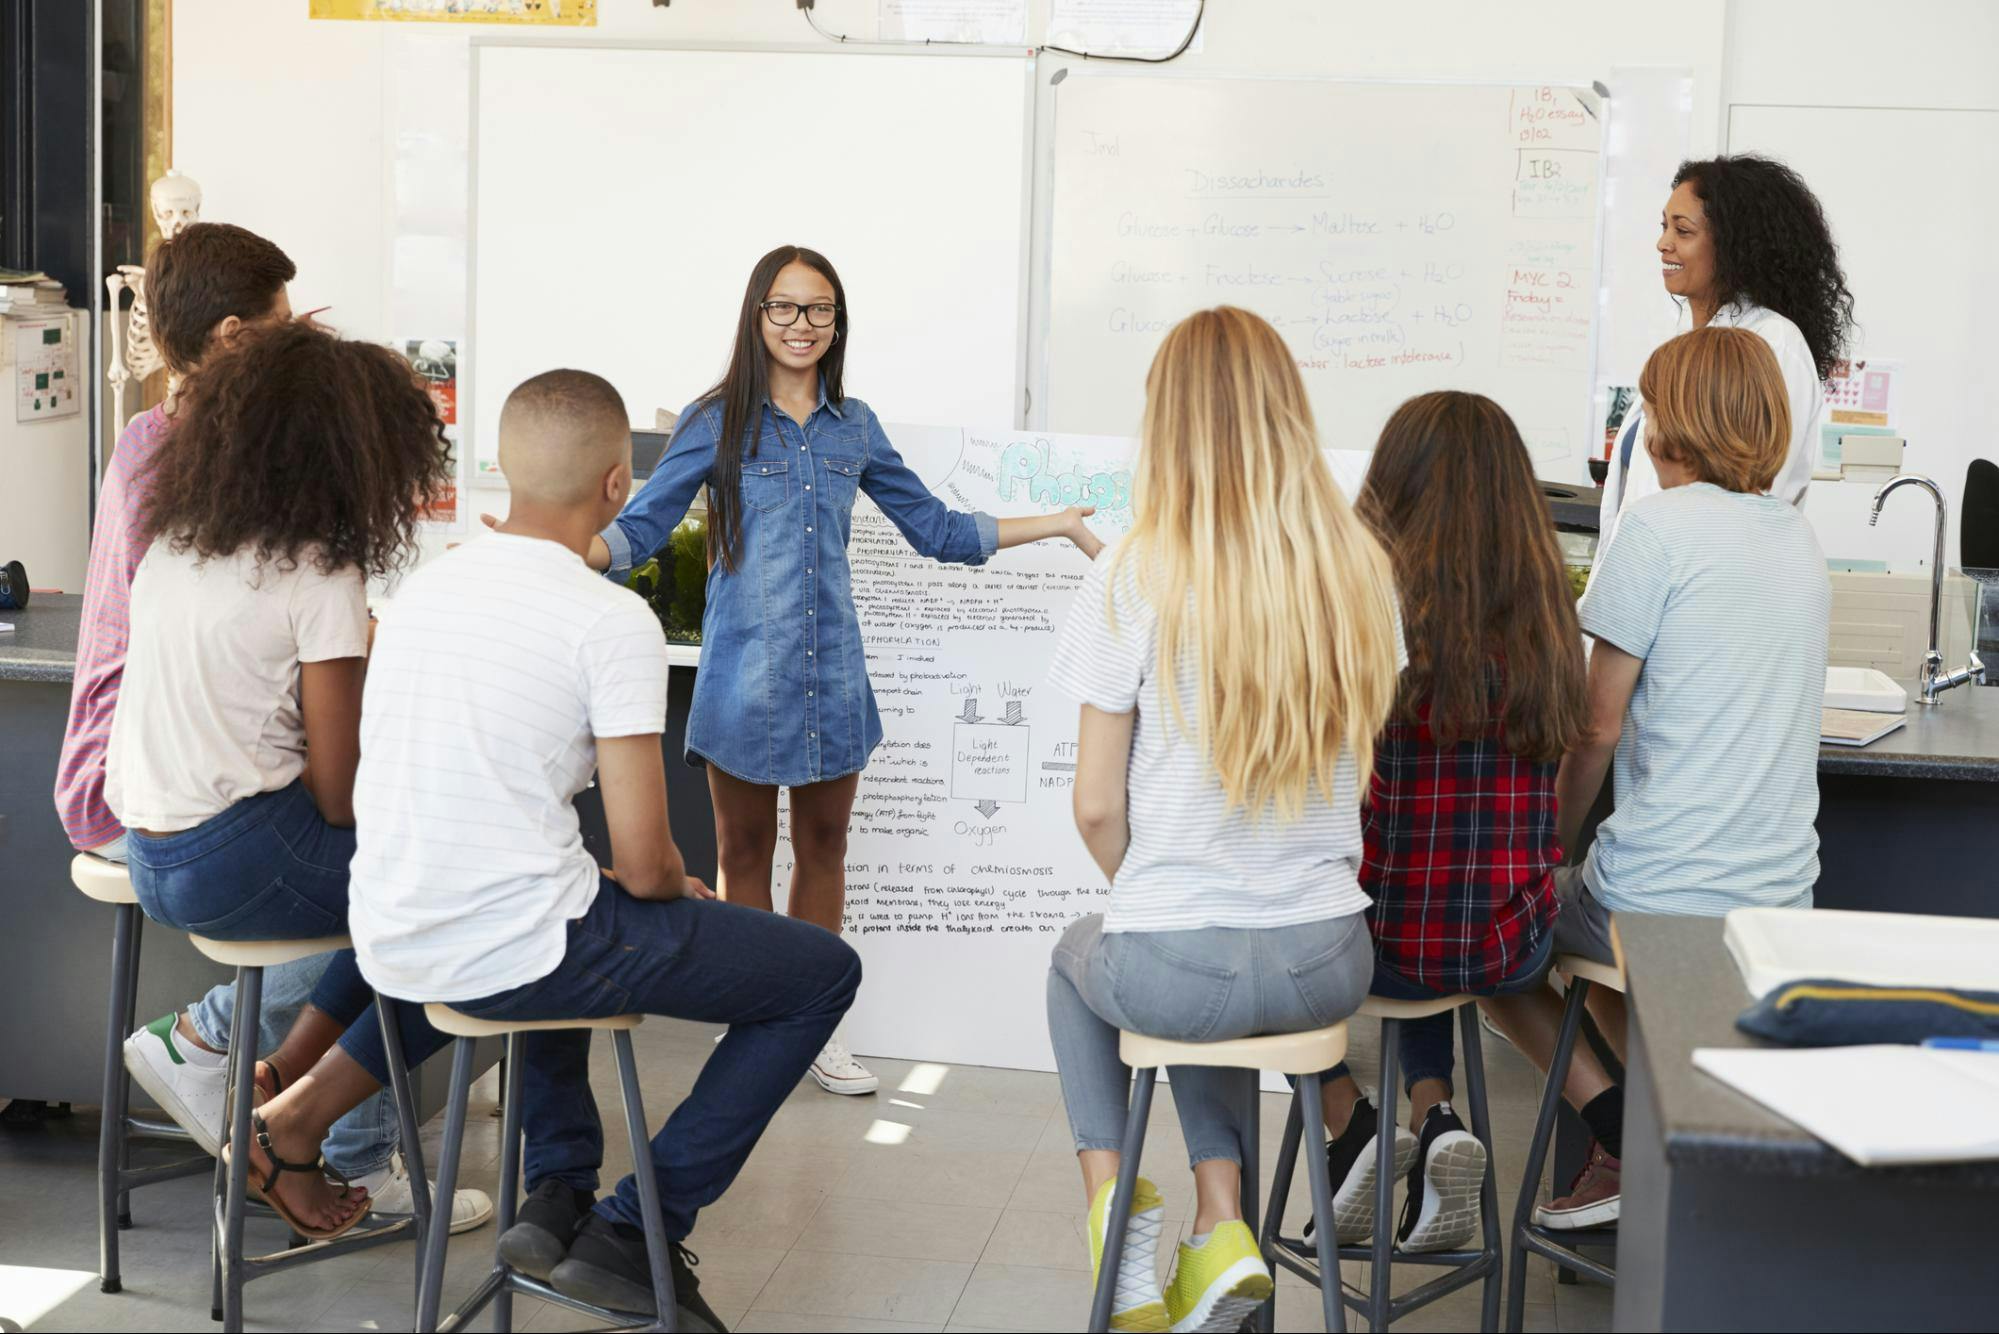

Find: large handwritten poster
[766,423,1134,1072]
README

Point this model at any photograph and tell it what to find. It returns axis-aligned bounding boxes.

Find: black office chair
[1964,458,1999,569]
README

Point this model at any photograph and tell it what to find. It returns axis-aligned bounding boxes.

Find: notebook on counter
[1725,908,1999,1000]
[1694,1045,1999,1166]
[1821,707,1907,746]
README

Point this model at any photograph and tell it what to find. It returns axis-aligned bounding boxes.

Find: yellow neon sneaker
[1165,1220,1273,1333]
[1087,1176,1170,1332]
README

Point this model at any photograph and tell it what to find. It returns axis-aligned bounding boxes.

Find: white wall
[1724,0,1999,568]
[175,0,1729,366]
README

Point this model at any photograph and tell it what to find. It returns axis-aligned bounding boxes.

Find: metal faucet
[1869,473,1987,704]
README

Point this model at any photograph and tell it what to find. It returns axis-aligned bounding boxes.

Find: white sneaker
[353,1153,494,1234]
[809,1035,879,1095]
[123,1013,228,1157]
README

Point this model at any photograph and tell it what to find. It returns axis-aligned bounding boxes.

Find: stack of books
[0,269,69,315]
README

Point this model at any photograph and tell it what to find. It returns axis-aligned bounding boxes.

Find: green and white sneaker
[1087,1176,1170,1332]
[1165,1220,1273,1333]
[123,1013,228,1157]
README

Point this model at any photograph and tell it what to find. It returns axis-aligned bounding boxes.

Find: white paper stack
[1694,1045,1999,1166]
[1724,907,1999,1000]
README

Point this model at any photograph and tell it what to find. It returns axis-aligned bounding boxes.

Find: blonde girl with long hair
[1044,307,1403,1332]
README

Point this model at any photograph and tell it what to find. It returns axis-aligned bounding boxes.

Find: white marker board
[1040,73,1606,477]
[469,42,1032,476]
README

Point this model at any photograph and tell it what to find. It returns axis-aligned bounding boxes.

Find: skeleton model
[105,170,203,429]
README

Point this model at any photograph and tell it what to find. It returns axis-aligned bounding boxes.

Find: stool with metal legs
[188,932,432,1332]
[1088,1024,1352,1334]
[414,1007,676,1334]
[1504,953,1627,1332]
[1272,995,1504,1332]
[72,854,213,1294]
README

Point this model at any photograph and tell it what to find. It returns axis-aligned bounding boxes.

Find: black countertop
[1623,915,1999,1184]
[0,594,81,685]
[8,589,1997,783]
[1818,679,1999,781]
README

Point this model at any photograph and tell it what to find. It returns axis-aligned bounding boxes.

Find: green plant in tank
[623,516,707,644]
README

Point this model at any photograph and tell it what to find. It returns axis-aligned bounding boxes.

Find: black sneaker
[498,1180,594,1282]
[550,1213,727,1332]
[1298,1092,1417,1247]
[1395,1102,1487,1254]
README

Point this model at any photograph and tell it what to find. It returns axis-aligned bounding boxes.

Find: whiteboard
[469,43,1032,475]
[1731,104,1999,567]
[1040,73,1606,477]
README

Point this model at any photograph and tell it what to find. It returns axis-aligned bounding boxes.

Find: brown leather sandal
[223,1110,370,1241]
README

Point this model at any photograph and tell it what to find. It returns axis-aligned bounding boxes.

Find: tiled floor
[0,1016,1611,1331]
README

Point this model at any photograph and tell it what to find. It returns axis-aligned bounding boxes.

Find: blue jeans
[329,876,862,1237]
[90,831,401,1180]
[1048,913,1375,1168]
[186,958,397,1178]
[130,781,598,1190]
[1325,928,1554,1096]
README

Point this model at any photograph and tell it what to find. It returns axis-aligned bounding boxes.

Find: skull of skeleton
[150,171,204,239]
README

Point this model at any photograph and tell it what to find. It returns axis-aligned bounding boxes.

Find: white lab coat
[1597,300,1826,563]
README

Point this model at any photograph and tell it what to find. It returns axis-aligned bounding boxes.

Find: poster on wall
[759,423,1135,1072]
[879,0,1027,45]
[399,338,465,529]
[309,0,595,25]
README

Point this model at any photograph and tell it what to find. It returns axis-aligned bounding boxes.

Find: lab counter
[1814,682,1999,919]
[1614,916,1999,1330]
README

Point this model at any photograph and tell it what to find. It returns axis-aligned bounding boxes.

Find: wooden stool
[71,854,212,1294]
[1503,952,1627,1332]
[188,932,430,1332]
[1089,1024,1351,1334]
[1272,994,1503,1331]
[414,1007,676,1334]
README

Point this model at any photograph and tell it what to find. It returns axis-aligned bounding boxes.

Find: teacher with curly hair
[1600,154,1858,555]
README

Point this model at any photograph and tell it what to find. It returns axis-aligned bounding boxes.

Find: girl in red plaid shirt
[1311,392,1588,1254]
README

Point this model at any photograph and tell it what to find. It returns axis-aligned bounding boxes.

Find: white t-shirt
[1597,301,1825,561]
[106,542,369,832]
[1046,546,1403,934]
[348,533,669,1002]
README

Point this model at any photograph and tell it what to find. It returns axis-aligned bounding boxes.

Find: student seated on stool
[1481,326,1832,1230]
[1043,308,1399,1332]
[103,321,464,1239]
[56,223,469,1221]
[1311,392,1587,1254]
[337,368,862,1328]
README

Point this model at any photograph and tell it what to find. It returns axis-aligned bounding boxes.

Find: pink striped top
[54,405,172,851]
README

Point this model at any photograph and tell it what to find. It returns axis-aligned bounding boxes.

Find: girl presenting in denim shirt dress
[587,245,1101,1093]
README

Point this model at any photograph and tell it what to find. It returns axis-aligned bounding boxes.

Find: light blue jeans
[186,959,397,1178]
[100,829,395,1178]
[1048,912,1374,1168]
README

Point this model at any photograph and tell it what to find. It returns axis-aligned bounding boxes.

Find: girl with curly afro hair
[104,321,454,1239]
[1600,154,1857,555]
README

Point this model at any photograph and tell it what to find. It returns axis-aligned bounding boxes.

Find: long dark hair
[1355,392,1586,763]
[702,245,849,572]
[1672,156,1856,379]
[142,321,451,576]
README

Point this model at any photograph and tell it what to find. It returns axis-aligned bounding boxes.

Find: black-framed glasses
[761,300,839,328]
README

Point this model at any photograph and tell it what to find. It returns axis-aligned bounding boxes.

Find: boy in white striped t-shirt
[346,370,861,1323]
[1483,326,1831,1234]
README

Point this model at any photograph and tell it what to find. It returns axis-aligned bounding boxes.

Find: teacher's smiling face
[1658,180,1718,307]
[760,260,840,375]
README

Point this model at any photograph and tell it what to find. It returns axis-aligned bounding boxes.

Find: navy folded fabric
[1737,978,1999,1047]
